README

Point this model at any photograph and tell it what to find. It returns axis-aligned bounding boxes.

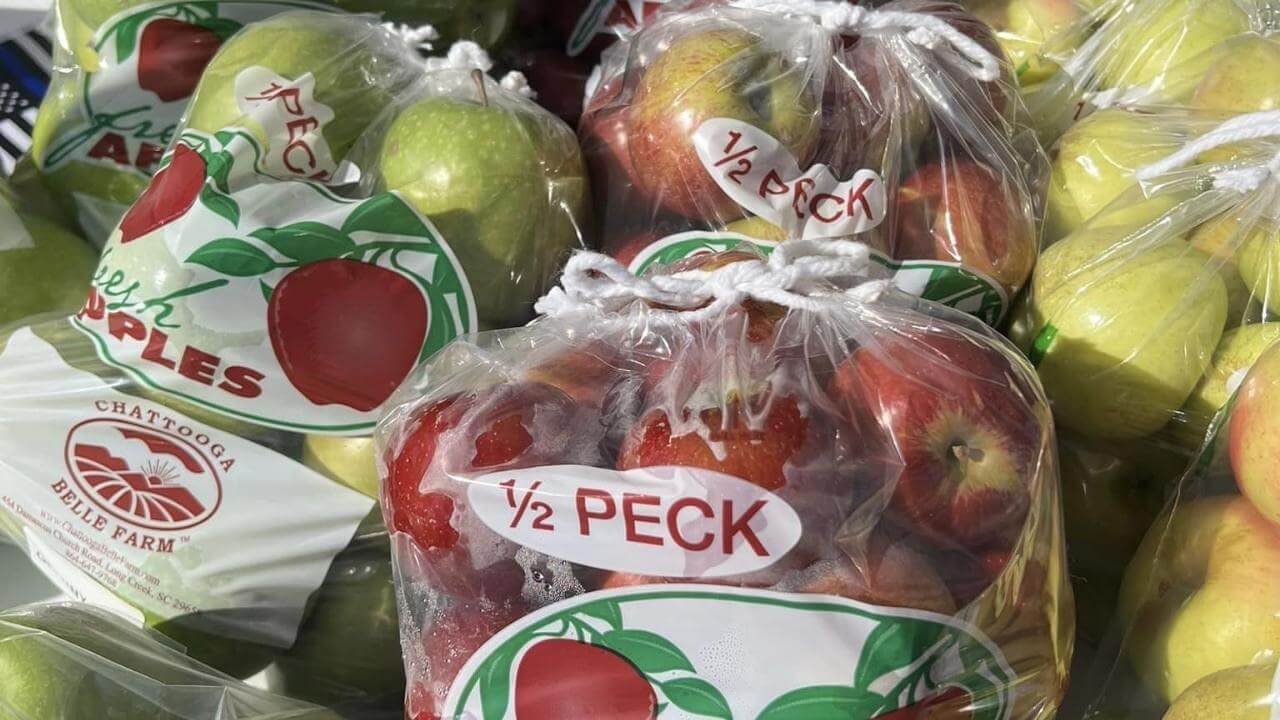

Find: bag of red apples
[0,11,584,718]
[378,241,1071,720]
[580,0,1044,329]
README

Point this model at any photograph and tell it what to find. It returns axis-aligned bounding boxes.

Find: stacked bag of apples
[577,0,1045,329]
[0,8,589,718]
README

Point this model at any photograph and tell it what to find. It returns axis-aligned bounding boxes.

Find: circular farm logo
[63,418,222,531]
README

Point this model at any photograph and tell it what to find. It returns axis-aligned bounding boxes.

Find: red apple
[892,159,1035,295]
[1230,341,1280,524]
[829,328,1039,549]
[412,599,528,720]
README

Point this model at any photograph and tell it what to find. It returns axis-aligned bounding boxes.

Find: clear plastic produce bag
[579,0,1044,328]
[0,602,339,719]
[0,10,584,714]
[0,179,98,330]
[378,241,1071,720]
[1070,332,1280,719]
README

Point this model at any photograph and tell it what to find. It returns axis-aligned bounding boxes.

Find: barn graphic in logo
[64,418,222,531]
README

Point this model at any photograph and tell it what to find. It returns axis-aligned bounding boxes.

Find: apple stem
[951,443,983,464]
[472,69,489,107]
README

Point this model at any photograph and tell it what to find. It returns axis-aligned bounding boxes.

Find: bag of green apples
[579,0,1044,329]
[378,241,1072,720]
[0,9,585,716]
[16,0,522,247]
[0,602,342,719]
[1024,0,1279,148]
[1066,331,1280,719]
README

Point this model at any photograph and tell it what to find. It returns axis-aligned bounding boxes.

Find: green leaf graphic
[186,238,275,277]
[259,280,273,303]
[855,622,915,690]
[660,677,732,720]
[213,130,237,148]
[205,151,234,194]
[114,15,146,61]
[200,186,240,227]
[342,194,431,238]
[756,686,884,720]
[258,222,355,263]
[198,16,242,40]
[602,629,695,675]
[579,601,623,630]
[477,645,516,720]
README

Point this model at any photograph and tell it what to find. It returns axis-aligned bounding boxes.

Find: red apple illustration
[514,639,657,720]
[136,19,224,103]
[268,258,428,412]
[118,144,206,243]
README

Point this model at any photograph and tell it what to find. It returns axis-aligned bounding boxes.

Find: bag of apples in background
[1070,337,1280,718]
[379,241,1071,720]
[580,0,1044,330]
[1010,108,1280,709]
[0,10,585,718]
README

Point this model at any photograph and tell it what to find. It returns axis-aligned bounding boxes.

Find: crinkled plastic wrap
[378,243,1071,720]
[0,602,340,719]
[0,179,97,330]
[1024,0,1278,145]
[0,11,584,715]
[956,0,1108,91]
[1068,335,1280,719]
[579,0,1045,328]
[1009,108,1280,705]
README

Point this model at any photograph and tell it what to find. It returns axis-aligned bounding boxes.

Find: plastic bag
[579,0,1044,328]
[0,10,584,713]
[956,0,1108,90]
[378,241,1070,720]
[1024,0,1278,145]
[0,601,340,720]
[1068,332,1280,719]
[0,179,97,330]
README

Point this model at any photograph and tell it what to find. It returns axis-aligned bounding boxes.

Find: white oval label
[466,465,802,579]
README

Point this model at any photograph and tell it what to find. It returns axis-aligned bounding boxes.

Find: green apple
[1026,233,1227,439]
[1192,35,1280,113]
[1165,663,1277,720]
[186,11,421,165]
[0,187,98,330]
[1120,495,1280,703]
[1096,0,1249,92]
[1046,108,1185,240]
[270,530,402,710]
[1001,0,1082,85]
[1173,323,1280,448]
[1230,341,1280,524]
[722,215,787,242]
[377,76,588,329]
[1237,222,1280,316]
[302,434,379,498]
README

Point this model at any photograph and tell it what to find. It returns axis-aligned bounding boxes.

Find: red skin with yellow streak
[1231,344,1280,523]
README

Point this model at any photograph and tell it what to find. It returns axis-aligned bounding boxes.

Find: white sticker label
[0,327,375,646]
[466,465,802,578]
[233,67,339,183]
[693,117,887,241]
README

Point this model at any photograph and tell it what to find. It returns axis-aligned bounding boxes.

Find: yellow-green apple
[1237,221,1280,315]
[1189,215,1263,326]
[1192,35,1280,113]
[1025,234,1227,439]
[376,75,588,329]
[302,434,379,498]
[1164,662,1278,720]
[1230,340,1280,523]
[186,12,421,168]
[1119,495,1280,702]
[1174,323,1280,448]
[893,159,1036,295]
[1000,0,1083,85]
[829,326,1041,550]
[723,215,788,242]
[1095,0,1249,92]
[0,189,98,328]
[1046,108,1184,240]
[627,28,819,222]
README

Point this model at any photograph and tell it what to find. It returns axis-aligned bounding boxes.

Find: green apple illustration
[0,185,98,329]
[302,435,379,498]
[1027,233,1227,439]
[185,11,422,166]
[1096,0,1248,93]
[1172,322,1280,448]
[376,72,588,329]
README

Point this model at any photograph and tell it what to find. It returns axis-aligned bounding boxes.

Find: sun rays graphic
[140,459,181,487]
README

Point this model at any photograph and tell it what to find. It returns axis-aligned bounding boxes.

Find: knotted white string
[421,40,538,99]
[1136,109,1280,193]
[534,239,891,323]
[382,22,439,51]
[730,0,1001,82]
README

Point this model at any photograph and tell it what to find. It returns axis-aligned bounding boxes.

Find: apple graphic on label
[626,28,820,222]
[0,187,98,329]
[136,19,224,104]
[513,639,657,720]
[375,73,589,330]
[117,144,206,243]
[185,11,422,169]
